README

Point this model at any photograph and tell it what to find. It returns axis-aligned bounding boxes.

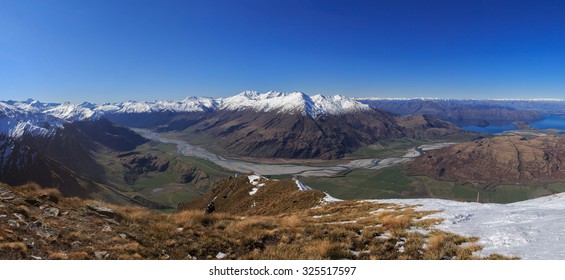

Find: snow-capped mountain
[1,91,374,138]
[43,103,101,121]
[104,96,218,114]
[8,91,370,118]
[3,98,60,114]
[219,91,370,117]
[0,101,64,138]
[91,90,369,117]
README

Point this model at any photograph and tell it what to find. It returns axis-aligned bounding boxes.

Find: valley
[3,93,565,260]
[6,0,565,264]
[133,128,456,177]
[129,128,565,204]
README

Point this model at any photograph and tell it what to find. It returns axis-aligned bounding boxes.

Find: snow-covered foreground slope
[379,194,565,259]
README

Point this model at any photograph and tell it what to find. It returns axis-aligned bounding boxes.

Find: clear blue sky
[1,0,565,103]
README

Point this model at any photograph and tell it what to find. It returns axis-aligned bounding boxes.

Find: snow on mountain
[219,90,370,117]
[0,101,64,138]
[4,98,60,113]
[220,91,309,114]
[0,91,372,137]
[310,94,370,116]
[380,194,565,259]
[44,103,100,121]
[94,103,121,113]
[98,97,218,114]
[2,91,372,125]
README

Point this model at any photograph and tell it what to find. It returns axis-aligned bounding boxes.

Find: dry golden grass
[0,242,27,251]
[379,214,413,235]
[423,231,488,260]
[111,242,141,252]
[67,251,90,260]
[48,251,68,260]
[14,205,31,218]
[0,184,516,260]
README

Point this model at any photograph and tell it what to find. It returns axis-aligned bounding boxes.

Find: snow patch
[247,175,261,186]
[248,175,265,195]
[294,179,313,191]
[323,192,342,203]
[376,193,565,259]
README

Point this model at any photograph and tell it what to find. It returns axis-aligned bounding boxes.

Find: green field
[299,166,565,204]
[94,136,565,207]
[93,141,233,209]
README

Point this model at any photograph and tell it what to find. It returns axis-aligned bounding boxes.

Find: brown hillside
[178,175,325,215]
[0,183,512,260]
[184,109,405,159]
[410,135,565,181]
[395,115,479,140]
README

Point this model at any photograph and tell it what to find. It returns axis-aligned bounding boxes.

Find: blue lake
[461,124,517,134]
[462,115,565,134]
[531,115,565,130]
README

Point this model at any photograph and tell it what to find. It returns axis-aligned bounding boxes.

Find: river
[133,129,454,177]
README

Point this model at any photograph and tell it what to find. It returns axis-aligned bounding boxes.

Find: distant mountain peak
[1,91,373,137]
[220,90,370,117]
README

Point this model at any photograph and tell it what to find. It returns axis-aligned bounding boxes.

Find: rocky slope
[410,135,565,181]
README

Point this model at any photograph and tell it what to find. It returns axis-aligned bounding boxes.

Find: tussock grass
[0,183,516,260]
[48,251,68,260]
[0,242,27,259]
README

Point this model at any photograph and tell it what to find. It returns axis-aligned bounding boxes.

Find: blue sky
[1,0,565,103]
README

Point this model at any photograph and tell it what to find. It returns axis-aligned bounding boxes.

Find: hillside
[0,135,100,198]
[410,135,565,181]
[0,182,509,260]
[171,109,406,159]
[179,175,326,215]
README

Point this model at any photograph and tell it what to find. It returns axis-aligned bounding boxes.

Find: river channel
[133,129,453,177]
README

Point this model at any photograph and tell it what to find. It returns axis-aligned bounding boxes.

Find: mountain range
[2,91,565,260]
[357,99,546,126]
[2,91,478,160]
[2,90,564,205]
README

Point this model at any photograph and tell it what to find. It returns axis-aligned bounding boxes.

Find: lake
[462,115,565,134]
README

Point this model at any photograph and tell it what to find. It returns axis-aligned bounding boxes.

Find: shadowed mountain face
[0,135,99,197]
[181,109,405,159]
[108,108,475,159]
[410,135,565,181]
[20,119,148,183]
[1,119,148,197]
